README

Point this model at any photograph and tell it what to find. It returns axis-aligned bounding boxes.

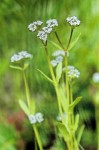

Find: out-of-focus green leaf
[10,65,22,71]
[49,40,62,49]
[57,122,70,142]
[37,69,53,84]
[77,124,85,144]
[56,62,62,83]
[74,114,79,131]
[29,99,35,114]
[19,99,30,116]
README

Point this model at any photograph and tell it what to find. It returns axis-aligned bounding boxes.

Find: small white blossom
[52,50,65,57]
[11,51,32,63]
[50,60,58,67]
[35,112,44,123]
[42,26,52,34]
[92,72,99,83]
[37,30,48,43]
[56,113,66,121]
[46,19,58,28]
[63,66,80,79]
[28,20,43,32]
[66,16,80,27]
[56,56,63,63]
[28,114,36,124]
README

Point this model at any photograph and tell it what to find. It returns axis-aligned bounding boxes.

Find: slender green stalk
[22,70,43,150]
[45,46,63,117]
[54,31,65,50]
[66,28,74,51]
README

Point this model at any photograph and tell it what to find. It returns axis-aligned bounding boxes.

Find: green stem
[33,125,43,150]
[54,31,65,50]
[45,46,63,117]
[22,70,30,108]
[22,70,43,150]
[66,28,74,51]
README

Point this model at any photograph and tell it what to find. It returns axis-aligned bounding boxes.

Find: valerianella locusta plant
[66,16,80,28]
[46,19,58,28]
[28,20,43,32]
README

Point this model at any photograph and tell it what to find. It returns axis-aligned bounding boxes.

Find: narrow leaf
[37,69,53,84]
[29,99,35,114]
[19,99,30,116]
[56,62,62,83]
[69,96,82,111]
[74,114,79,131]
[68,33,81,51]
[57,122,70,142]
[49,40,62,49]
[77,124,85,144]
[10,65,22,70]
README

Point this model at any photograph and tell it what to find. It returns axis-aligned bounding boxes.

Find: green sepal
[57,122,70,142]
[56,62,62,83]
[69,96,82,111]
[10,65,22,71]
[37,69,53,84]
[19,99,30,116]
[68,33,81,51]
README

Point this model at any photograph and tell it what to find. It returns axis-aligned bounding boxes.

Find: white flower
[66,16,80,27]
[56,56,63,63]
[46,19,58,28]
[37,30,48,43]
[28,114,36,124]
[50,60,58,67]
[28,20,43,32]
[11,51,32,63]
[56,113,66,121]
[52,50,65,57]
[42,26,52,34]
[35,113,44,123]
[92,72,99,83]
[63,66,80,79]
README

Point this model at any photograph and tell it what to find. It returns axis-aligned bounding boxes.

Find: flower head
[52,50,65,57]
[28,112,44,124]
[28,114,36,124]
[28,20,43,32]
[92,72,99,83]
[42,26,52,34]
[11,51,32,63]
[37,30,48,43]
[35,112,44,123]
[66,16,80,27]
[46,19,58,28]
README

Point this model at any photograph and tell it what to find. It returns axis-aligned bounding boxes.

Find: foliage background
[0,0,99,149]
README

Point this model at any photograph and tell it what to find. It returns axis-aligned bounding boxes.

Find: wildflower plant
[10,16,83,150]
[27,16,84,150]
[10,51,43,150]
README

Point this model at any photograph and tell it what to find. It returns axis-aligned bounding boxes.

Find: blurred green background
[0,0,99,149]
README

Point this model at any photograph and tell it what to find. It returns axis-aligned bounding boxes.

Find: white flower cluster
[37,19,58,43]
[46,19,58,28]
[63,66,80,79]
[66,16,80,27]
[11,51,32,63]
[28,20,43,32]
[28,112,44,124]
[92,72,99,83]
[56,113,66,121]
[51,50,65,67]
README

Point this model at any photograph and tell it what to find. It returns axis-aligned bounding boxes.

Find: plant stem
[22,70,43,150]
[45,46,63,117]
[54,31,65,50]
[66,28,74,51]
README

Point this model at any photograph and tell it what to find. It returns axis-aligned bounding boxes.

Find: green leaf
[19,100,30,116]
[74,114,79,131]
[57,122,70,142]
[56,62,62,83]
[10,65,22,70]
[58,87,68,113]
[77,124,85,144]
[69,96,82,111]
[49,40,62,49]
[37,69,53,84]
[68,33,81,51]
